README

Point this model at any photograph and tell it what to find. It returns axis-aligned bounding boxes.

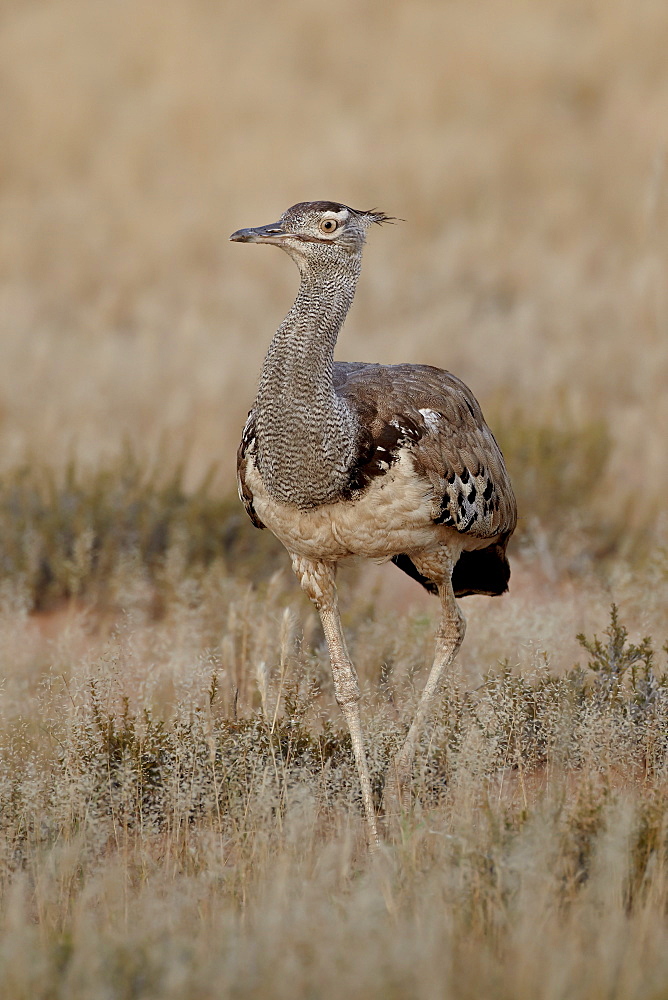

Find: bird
[230,201,516,847]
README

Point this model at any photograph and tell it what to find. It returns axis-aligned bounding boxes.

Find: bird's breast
[245,448,440,561]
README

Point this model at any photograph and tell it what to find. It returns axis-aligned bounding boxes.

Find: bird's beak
[229,221,287,244]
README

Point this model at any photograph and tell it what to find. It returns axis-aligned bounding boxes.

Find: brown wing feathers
[237,412,264,529]
[338,363,516,537]
[337,363,516,597]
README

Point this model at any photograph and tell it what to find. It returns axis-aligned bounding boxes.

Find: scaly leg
[319,605,380,848]
[387,576,466,813]
[292,555,379,848]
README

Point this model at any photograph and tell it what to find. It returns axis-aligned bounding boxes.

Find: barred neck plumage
[253,256,361,507]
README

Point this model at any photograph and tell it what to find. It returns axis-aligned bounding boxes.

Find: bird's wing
[335,362,517,540]
[237,410,265,529]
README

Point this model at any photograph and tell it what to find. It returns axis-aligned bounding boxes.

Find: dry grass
[1,0,668,996]
[1,570,668,999]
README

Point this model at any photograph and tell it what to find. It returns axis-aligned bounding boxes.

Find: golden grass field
[1,0,668,996]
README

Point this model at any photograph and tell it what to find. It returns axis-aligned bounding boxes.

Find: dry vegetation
[1,0,667,996]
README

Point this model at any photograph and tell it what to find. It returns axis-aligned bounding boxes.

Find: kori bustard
[231,201,516,846]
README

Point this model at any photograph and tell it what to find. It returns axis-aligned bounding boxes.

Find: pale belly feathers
[246,448,463,563]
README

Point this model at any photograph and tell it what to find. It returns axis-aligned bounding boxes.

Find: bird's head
[230,201,394,272]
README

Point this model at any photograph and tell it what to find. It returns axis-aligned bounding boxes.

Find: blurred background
[1,0,667,604]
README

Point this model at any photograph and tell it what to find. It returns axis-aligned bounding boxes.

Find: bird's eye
[319,218,338,234]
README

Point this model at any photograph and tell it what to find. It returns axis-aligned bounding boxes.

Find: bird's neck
[253,258,361,507]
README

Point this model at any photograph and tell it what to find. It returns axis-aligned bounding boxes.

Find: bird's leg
[387,576,466,813]
[319,605,380,848]
[292,556,380,849]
